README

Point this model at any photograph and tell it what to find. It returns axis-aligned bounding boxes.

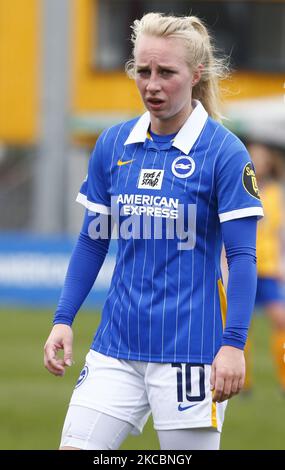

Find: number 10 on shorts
[172,364,206,403]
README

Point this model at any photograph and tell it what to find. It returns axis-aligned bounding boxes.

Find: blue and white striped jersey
[77,101,263,364]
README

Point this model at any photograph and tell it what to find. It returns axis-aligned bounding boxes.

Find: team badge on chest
[137,169,164,190]
[171,156,195,179]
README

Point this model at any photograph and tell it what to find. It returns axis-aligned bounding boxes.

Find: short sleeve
[76,132,111,215]
[216,139,264,223]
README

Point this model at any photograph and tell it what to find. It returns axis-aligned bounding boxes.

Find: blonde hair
[125,12,229,121]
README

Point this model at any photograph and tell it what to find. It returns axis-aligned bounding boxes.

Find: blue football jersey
[77,101,263,364]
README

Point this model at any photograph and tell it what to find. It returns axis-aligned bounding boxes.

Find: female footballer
[44,13,263,450]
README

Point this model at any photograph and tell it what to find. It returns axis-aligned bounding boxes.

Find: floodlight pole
[32,0,70,233]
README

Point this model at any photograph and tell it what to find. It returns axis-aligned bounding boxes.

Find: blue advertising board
[0,233,115,308]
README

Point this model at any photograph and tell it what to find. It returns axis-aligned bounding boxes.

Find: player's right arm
[44,132,111,377]
[43,211,111,376]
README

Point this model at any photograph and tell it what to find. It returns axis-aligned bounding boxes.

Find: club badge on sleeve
[242,162,260,200]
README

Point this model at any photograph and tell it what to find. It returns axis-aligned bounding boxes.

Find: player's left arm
[212,137,263,402]
[211,216,257,403]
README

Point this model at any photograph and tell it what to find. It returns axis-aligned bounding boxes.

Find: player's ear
[192,64,204,87]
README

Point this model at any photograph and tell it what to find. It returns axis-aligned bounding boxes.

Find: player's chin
[147,108,166,118]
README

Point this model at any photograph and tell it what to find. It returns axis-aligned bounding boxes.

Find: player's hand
[44,324,74,376]
[210,345,245,403]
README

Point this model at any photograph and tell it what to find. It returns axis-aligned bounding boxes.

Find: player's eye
[136,69,151,77]
[160,69,175,76]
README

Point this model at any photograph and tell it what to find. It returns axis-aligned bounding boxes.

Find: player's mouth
[146,98,165,110]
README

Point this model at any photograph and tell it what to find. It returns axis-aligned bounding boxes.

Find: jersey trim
[124,100,208,155]
[219,207,264,223]
[217,279,227,329]
[173,102,208,154]
[211,400,217,429]
[76,193,111,215]
[124,112,150,145]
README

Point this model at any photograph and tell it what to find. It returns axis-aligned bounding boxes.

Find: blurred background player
[244,142,285,394]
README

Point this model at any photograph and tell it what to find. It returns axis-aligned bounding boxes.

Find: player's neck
[150,104,193,135]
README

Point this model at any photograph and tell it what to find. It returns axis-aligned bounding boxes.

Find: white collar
[124,100,208,154]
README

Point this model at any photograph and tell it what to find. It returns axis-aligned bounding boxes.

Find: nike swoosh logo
[117,159,135,166]
[178,403,199,412]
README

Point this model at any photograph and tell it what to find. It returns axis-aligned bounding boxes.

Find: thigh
[68,350,151,435]
[60,405,133,450]
[157,428,221,450]
[146,363,227,433]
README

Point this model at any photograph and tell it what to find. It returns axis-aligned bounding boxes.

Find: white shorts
[64,350,227,435]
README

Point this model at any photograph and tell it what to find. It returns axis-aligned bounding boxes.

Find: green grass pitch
[0,309,284,449]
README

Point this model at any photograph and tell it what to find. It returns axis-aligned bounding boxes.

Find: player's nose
[146,72,162,93]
